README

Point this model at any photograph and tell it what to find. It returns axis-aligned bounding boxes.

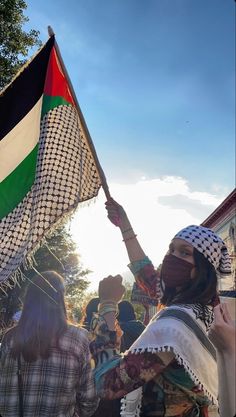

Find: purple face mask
[161,253,194,288]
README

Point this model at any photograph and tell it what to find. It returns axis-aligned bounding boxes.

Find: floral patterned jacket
[90,258,213,417]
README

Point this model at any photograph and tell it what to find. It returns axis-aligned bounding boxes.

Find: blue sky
[25,0,235,193]
[24,1,235,289]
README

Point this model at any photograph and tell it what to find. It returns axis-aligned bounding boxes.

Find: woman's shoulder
[66,324,89,339]
[154,303,214,332]
[59,324,90,352]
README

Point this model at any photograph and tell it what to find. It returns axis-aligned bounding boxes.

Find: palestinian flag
[0,35,102,289]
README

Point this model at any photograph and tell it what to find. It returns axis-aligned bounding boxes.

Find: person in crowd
[117,300,145,353]
[117,300,146,417]
[82,297,100,331]
[82,298,145,352]
[209,303,236,417]
[89,198,232,417]
[81,297,145,417]
[81,296,121,417]
[0,270,99,417]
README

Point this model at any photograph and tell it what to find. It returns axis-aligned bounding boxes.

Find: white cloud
[70,176,225,292]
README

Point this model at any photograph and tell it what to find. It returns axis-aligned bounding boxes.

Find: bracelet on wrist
[122,234,137,242]
[99,299,117,305]
[121,227,133,234]
[98,301,118,316]
[99,306,117,316]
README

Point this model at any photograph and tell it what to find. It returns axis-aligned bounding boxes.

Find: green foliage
[0,0,42,89]
[0,226,91,337]
[72,290,98,324]
[23,226,91,311]
[123,281,145,321]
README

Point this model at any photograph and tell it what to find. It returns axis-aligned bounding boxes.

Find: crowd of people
[0,197,235,417]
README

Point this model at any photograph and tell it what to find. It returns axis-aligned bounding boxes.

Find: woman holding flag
[89,198,232,417]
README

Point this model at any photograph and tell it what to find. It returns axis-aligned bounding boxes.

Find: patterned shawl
[129,304,217,405]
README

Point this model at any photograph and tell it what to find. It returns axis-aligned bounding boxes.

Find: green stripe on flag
[41,95,72,118]
[0,144,38,219]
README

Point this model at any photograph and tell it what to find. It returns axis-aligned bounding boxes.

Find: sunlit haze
[71,177,225,291]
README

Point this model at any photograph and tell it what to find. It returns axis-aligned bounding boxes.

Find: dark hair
[117,300,136,322]
[161,249,218,306]
[4,271,68,362]
[81,297,100,329]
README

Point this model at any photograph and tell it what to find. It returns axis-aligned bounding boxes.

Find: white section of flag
[0,104,102,286]
[0,97,43,182]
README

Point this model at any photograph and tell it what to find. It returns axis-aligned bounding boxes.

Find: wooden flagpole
[47,26,111,200]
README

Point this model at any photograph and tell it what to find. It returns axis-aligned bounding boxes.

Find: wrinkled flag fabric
[0,35,102,289]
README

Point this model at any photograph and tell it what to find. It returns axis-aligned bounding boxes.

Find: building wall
[201,189,236,291]
[213,211,236,291]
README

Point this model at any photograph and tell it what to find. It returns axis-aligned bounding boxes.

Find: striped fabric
[0,36,102,289]
[130,304,218,405]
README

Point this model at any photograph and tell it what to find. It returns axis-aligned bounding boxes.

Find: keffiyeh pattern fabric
[174,225,231,275]
[129,304,218,405]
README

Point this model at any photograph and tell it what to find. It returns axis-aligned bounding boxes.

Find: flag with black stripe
[0,36,102,289]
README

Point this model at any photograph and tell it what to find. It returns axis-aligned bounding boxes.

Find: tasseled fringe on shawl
[129,346,217,405]
[120,387,143,417]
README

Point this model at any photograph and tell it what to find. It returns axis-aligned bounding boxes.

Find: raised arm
[105,198,146,262]
[105,198,161,301]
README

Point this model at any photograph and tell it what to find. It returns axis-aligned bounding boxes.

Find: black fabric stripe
[157,308,216,360]
[0,36,55,141]
[220,290,236,298]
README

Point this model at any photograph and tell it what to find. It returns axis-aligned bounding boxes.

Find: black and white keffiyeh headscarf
[174,225,231,275]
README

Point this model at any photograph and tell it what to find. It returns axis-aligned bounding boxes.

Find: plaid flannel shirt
[0,325,98,417]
